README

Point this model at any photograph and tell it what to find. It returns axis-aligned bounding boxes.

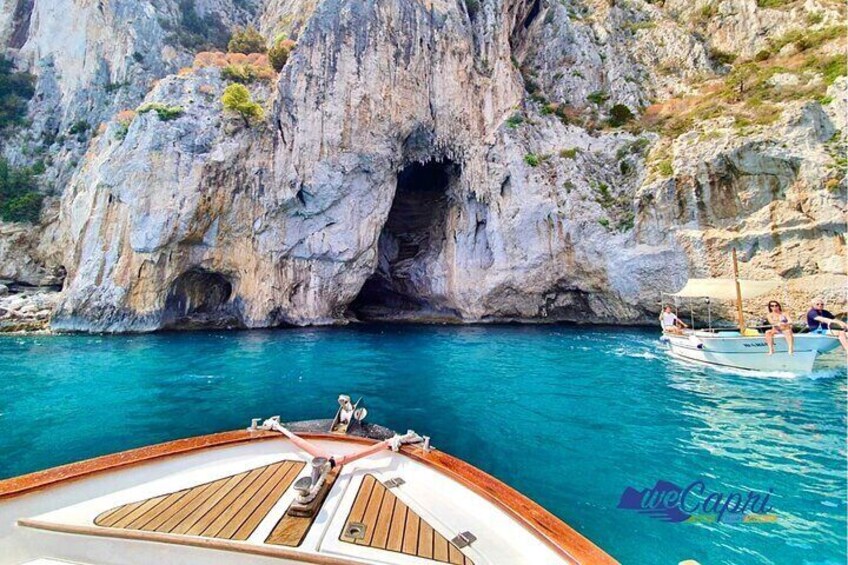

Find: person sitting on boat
[807,297,848,352]
[765,300,794,355]
[660,305,687,334]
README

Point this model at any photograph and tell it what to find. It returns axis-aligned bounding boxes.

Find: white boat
[0,396,615,565]
[662,330,840,373]
[661,250,842,374]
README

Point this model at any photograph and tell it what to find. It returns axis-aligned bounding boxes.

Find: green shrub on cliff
[0,159,43,224]
[768,25,845,55]
[137,102,185,121]
[803,53,847,85]
[69,120,90,141]
[221,63,258,83]
[222,84,264,126]
[506,114,524,128]
[0,57,35,132]
[709,48,737,66]
[268,37,296,72]
[608,104,635,127]
[587,90,610,106]
[228,27,267,54]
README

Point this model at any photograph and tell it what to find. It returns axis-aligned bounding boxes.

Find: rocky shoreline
[0,282,59,333]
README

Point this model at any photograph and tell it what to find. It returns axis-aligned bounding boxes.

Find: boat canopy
[670,278,780,300]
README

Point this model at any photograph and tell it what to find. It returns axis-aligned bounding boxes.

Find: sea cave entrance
[162,269,239,329]
[349,159,460,321]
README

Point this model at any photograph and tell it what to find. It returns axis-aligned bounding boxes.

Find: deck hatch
[339,474,474,564]
[93,460,304,541]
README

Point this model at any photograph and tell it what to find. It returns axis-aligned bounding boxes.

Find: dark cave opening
[349,159,459,320]
[162,269,238,329]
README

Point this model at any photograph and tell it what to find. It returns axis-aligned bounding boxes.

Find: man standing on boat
[807,298,848,352]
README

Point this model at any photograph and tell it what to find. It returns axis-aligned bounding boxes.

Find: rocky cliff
[0,0,845,332]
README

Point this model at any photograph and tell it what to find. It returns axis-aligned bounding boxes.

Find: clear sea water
[0,325,845,564]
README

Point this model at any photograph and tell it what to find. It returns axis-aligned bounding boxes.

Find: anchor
[250,395,425,518]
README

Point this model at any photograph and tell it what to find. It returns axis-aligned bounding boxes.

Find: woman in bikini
[765,300,794,355]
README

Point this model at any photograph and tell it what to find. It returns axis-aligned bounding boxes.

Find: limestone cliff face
[0,0,845,332]
[639,97,846,303]
[0,0,256,285]
[259,0,319,38]
[54,0,536,330]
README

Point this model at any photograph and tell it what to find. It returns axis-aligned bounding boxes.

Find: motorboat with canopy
[0,395,616,565]
[660,249,841,373]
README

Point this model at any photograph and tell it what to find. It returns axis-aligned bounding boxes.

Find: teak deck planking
[95,460,304,541]
[339,474,472,565]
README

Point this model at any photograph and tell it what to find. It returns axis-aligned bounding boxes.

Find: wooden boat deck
[340,475,473,565]
[92,463,473,563]
[4,431,618,564]
[95,460,304,540]
[266,467,341,547]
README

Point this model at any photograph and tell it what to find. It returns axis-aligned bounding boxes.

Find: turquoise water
[0,325,845,564]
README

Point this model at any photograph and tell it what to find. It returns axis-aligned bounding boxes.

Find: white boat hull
[662,332,841,373]
[0,430,614,565]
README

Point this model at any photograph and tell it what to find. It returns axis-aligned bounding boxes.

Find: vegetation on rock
[506,114,524,128]
[166,0,230,52]
[137,102,185,121]
[69,120,90,141]
[115,110,136,140]
[192,52,276,83]
[228,27,267,54]
[222,84,264,126]
[709,48,737,66]
[587,91,610,106]
[608,104,635,127]
[768,25,845,56]
[0,159,43,224]
[0,58,35,132]
[756,0,791,8]
[268,37,296,72]
[222,64,257,83]
[641,30,846,138]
